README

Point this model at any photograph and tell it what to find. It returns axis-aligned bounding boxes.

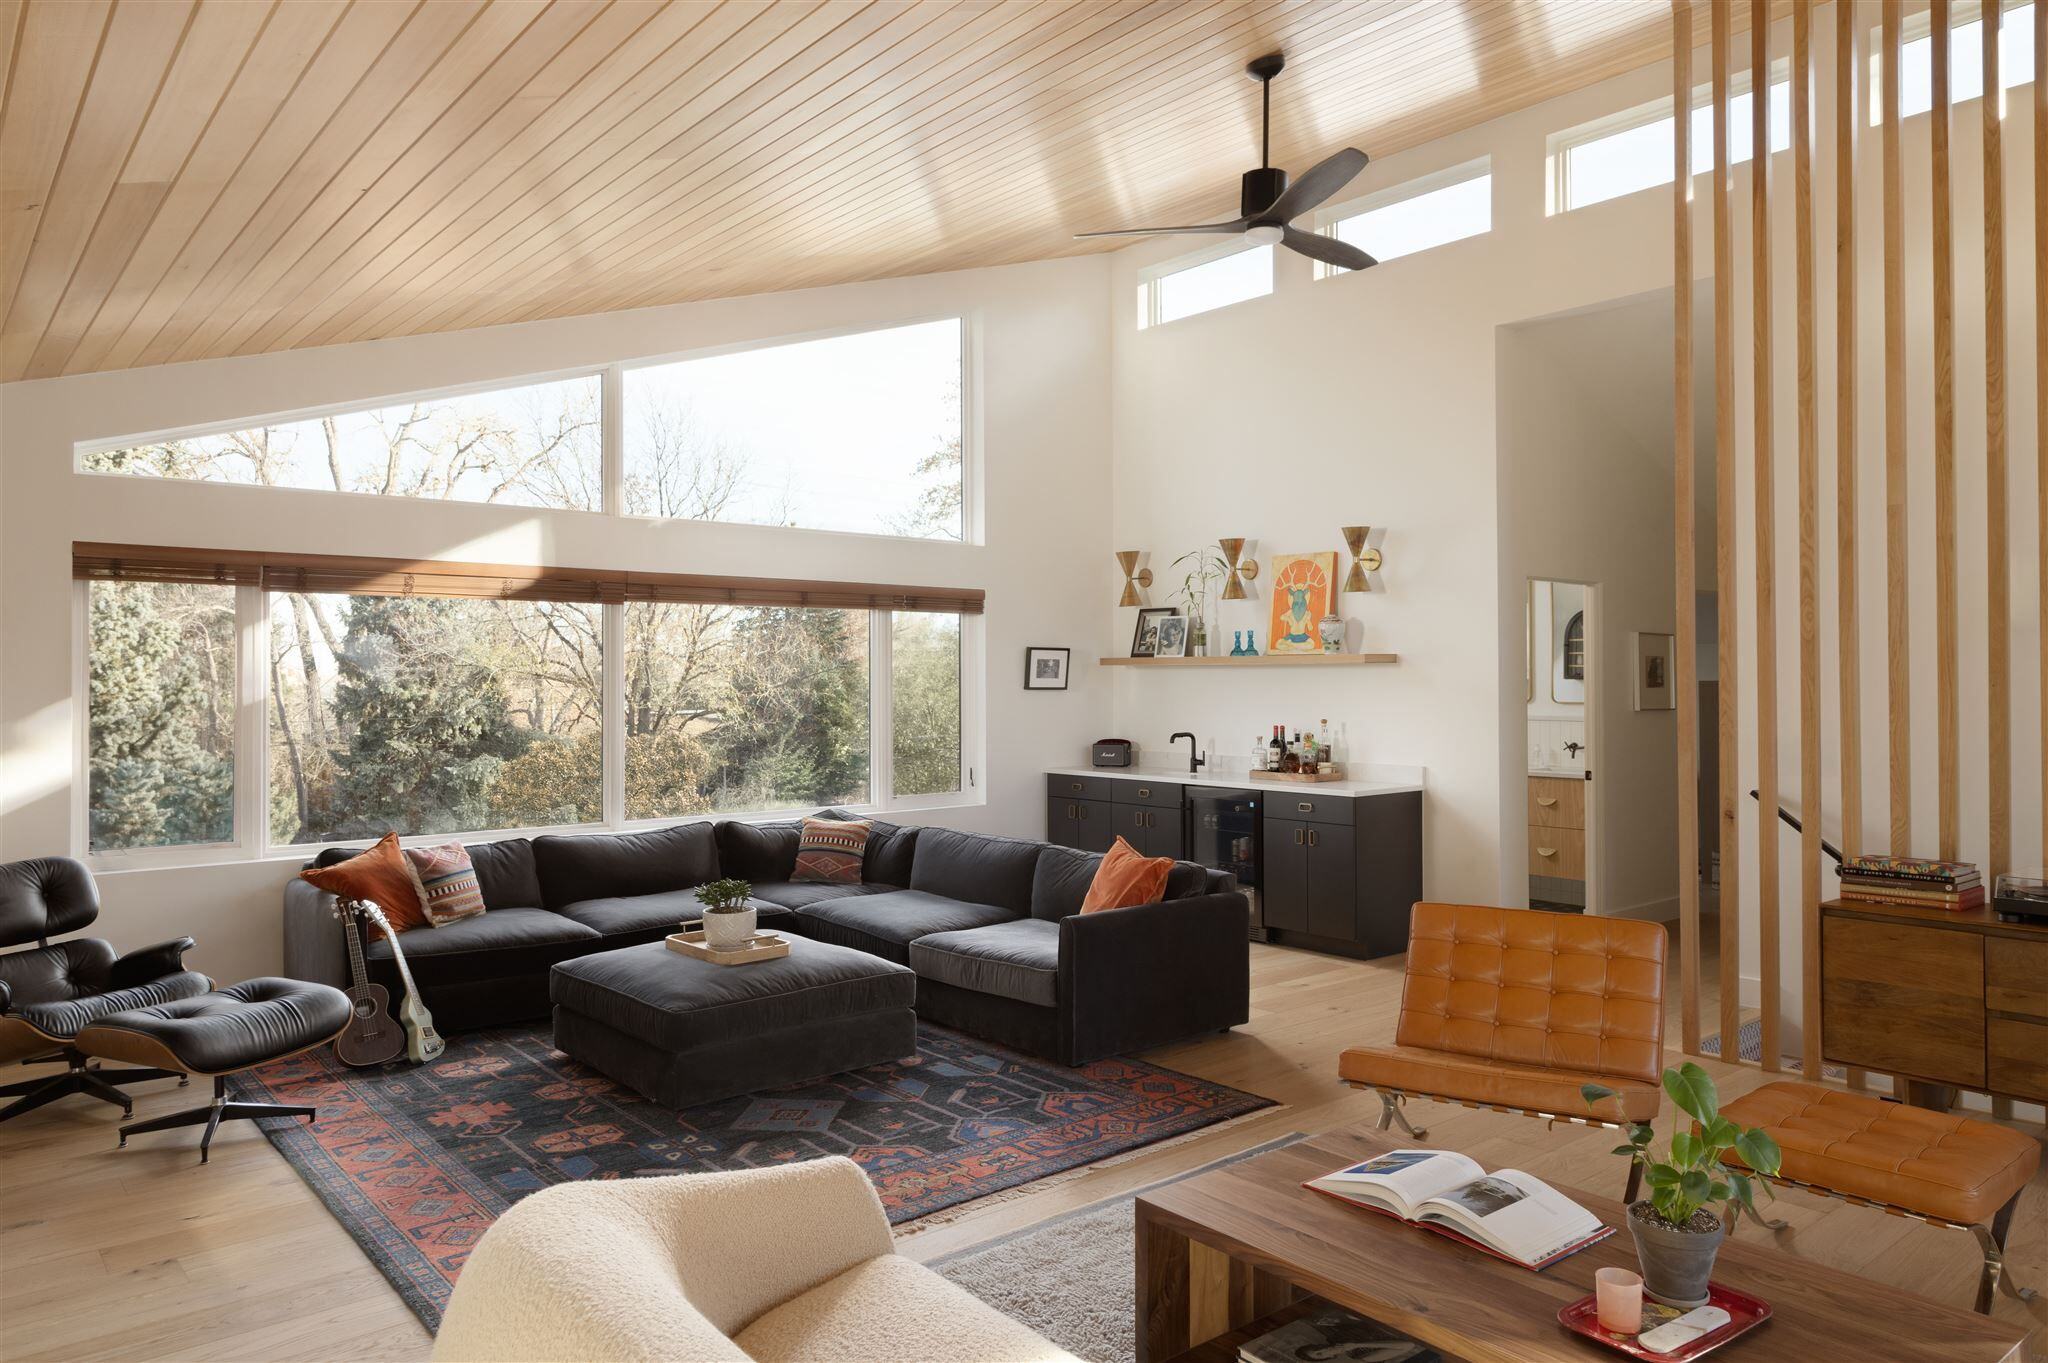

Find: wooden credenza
[1820,897,2048,1106]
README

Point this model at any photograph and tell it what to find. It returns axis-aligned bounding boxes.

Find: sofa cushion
[1029,845,1101,921]
[362,907,598,987]
[1165,861,1210,899]
[791,890,1018,965]
[750,882,894,911]
[715,819,803,883]
[533,823,719,910]
[908,919,1060,1007]
[300,833,430,932]
[817,809,918,885]
[312,836,540,914]
[907,827,1041,915]
[556,891,797,941]
[793,817,871,884]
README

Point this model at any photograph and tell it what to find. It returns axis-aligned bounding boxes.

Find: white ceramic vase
[701,905,757,950]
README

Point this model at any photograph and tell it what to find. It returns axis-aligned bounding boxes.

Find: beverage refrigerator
[1184,787,1265,939]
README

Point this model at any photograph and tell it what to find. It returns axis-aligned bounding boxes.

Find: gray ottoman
[549,936,916,1109]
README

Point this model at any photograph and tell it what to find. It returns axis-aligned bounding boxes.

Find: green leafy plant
[1172,549,1228,643]
[1583,1062,1784,1229]
[695,878,754,914]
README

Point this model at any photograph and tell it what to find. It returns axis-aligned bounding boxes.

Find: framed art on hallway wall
[1633,632,1673,711]
[1025,647,1070,690]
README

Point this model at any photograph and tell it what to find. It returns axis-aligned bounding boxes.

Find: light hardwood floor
[2,933,2041,1362]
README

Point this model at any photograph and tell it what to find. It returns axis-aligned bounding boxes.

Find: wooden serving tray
[666,928,791,966]
[1248,767,1345,784]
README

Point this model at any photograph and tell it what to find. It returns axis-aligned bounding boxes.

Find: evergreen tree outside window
[87,581,237,851]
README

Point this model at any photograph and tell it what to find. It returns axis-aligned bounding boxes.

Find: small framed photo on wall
[1634,632,1674,711]
[1024,646,1070,690]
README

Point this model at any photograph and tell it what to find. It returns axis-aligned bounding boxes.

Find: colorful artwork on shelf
[1266,552,1338,654]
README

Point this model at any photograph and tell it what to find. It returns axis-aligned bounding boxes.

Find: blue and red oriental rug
[230,1022,1273,1328]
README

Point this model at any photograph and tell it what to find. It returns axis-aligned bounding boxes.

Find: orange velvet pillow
[1081,836,1174,913]
[298,832,431,935]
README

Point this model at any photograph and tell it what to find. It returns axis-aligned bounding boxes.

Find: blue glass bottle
[1230,630,1245,656]
[1244,629,1259,656]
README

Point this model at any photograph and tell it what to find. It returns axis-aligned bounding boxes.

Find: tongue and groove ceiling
[0,0,1730,383]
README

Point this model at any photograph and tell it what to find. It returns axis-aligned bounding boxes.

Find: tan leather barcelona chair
[1338,902,1669,1201]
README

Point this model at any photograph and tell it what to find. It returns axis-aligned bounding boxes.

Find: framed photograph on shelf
[1633,631,1674,711]
[1130,606,1175,657]
[1024,646,1070,690]
[1151,614,1189,658]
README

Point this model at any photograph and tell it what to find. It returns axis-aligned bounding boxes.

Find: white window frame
[73,363,612,515]
[614,312,977,546]
[1866,0,2034,124]
[1310,157,1493,280]
[1137,240,1275,329]
[1547,61,1787,215]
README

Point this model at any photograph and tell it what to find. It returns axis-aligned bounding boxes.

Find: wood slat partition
[1835,0,1862,871]
[2037,0,2047,869]
[1881,0,1911,855]
[1751,0,1782,1072]
[1931,0,1960,862]
[1984,0,2009,880]
[1672,0,1701,1057]
[69,542,987,614]
[1713,0,1742,1058]
[1793,0,1822,1080]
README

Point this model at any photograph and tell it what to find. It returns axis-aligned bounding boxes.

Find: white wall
[0,256,1112,984]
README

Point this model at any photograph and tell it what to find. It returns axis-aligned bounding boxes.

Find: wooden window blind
[71,543,985,615]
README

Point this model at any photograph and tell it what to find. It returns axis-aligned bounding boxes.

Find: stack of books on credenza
[1836,855,1984,911]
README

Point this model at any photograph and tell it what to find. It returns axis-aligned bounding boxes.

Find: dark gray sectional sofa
[282,813,1250,1066]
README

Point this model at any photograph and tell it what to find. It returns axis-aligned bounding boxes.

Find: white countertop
[1528,767,1587,779]
[1047,765,1424,798]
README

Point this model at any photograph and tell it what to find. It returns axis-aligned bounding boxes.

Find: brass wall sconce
[1218,538,1259,600]
[1341,526,1387,593]
[1116,550,1153,607]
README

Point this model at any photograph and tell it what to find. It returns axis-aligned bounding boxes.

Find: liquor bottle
[1269,726,1284,773]
[1318,718,1333,769]
[1284,732,1301,774]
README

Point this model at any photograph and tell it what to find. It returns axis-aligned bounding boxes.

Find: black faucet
[1170,732,1206,775]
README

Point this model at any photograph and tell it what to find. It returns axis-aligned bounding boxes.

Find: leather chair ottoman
[75,977,352,1163]
[1720,1080,2040,1313]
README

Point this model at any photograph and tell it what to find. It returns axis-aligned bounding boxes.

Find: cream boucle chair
[432,1155,1080,1363]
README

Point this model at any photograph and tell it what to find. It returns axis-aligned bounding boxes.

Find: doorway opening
[1528,578,1593,911]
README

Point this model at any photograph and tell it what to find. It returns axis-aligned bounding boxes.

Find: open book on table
[1304,1148,1612,1270]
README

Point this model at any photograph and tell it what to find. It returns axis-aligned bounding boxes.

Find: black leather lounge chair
[0,857,211,1122]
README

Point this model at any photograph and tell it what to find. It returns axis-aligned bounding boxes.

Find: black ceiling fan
[1076,53,1377,273]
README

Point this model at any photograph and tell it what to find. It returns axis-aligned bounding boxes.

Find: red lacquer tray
[1558,1283,1772,1360]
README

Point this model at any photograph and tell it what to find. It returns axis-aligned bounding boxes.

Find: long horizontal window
[1873,2,2035,122]
[1316,162,1492,275]
[1142,244,1274,327]
[624,319,963,540]
[81,548,979,860]
[82,374,603,510]
[1556,81,1790,213]
[77,318,973,545]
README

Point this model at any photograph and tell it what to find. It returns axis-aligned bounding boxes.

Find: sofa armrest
[108,936,198,989]
[0,979,11,1014]
[283,879,350,990]
[1058,890,1251,1065]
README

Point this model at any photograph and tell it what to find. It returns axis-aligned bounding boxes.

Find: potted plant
[694,878,757,950]
[1582,1063,1783,1308]
[1172,548,1228,657]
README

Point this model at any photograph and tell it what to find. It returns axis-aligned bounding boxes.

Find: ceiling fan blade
[1281,226,1377,272]
[1074,219,1249,240]
[1263,147,1369,223]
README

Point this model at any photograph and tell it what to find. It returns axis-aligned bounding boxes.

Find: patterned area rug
[229,1021,1274,1329]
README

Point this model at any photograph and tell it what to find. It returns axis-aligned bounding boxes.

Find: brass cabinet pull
[1137,787,1151,797]
[1067,804,1076,819]
[1307,829,1318,847]
[1294,828,1304,844]
[1537,846,1557,857]
[1297,802,1313,812]
[1070,781,1083,792]
[1537,796,1559,807]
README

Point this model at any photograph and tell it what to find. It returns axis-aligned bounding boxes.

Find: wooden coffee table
[1136,1126,2030,1363]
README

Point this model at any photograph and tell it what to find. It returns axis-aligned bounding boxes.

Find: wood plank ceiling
[1,0,1723,383]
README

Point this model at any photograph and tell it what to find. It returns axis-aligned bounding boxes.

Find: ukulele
[350,900,445,1063]
[333,900,403,1066]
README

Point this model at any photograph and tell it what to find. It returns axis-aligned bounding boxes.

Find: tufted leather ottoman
[1722,1080,2040,1312]
[76,977,351,1163]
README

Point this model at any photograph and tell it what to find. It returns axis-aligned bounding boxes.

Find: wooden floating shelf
[1099,653,1397,667]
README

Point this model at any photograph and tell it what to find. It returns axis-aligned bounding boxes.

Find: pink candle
[1596,1267,1645,1334]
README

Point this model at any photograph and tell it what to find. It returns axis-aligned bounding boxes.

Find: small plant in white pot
[695,878,757,950]
[1582,1063,1783,1308]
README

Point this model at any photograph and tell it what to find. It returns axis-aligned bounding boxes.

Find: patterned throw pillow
[792,817,872,885]
[298,832,430,934]
[403,842,487,927]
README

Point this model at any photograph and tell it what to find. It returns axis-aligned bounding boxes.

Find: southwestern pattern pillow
[792,817,872,885]
[403,842,487,927]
